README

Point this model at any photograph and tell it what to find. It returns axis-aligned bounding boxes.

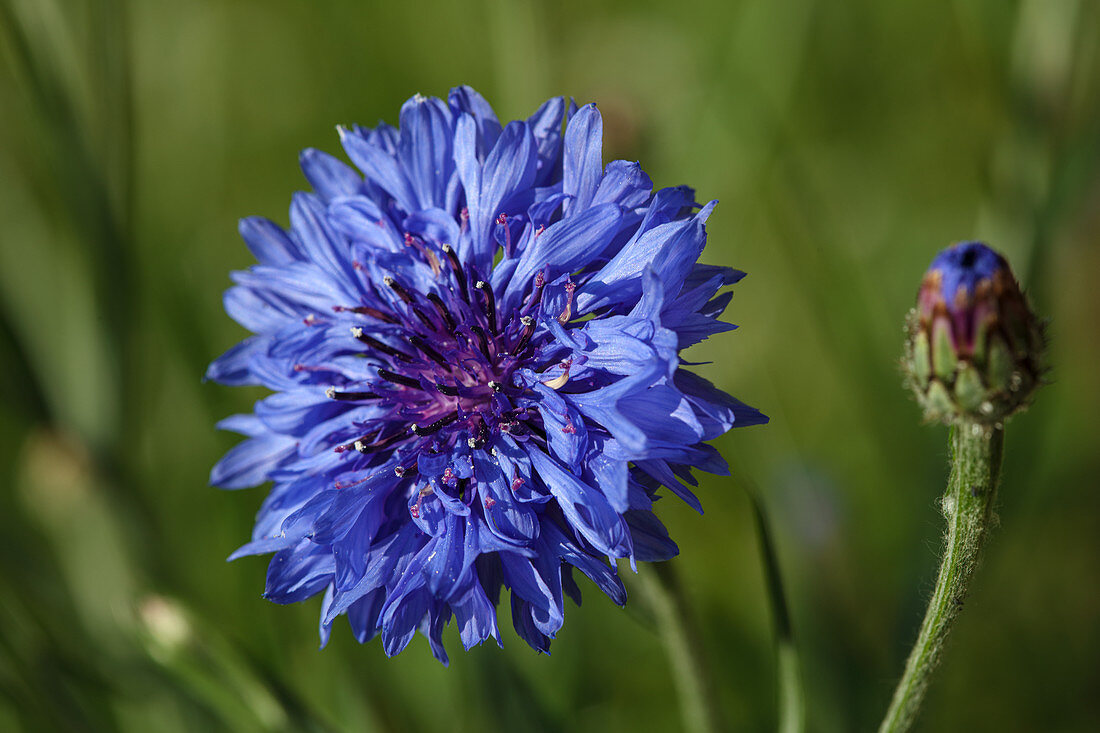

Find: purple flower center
[327,231,551,465]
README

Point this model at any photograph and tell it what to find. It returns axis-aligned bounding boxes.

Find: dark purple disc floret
[208,87,766,663]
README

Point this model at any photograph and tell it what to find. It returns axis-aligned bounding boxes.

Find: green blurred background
[2,0,1098,730]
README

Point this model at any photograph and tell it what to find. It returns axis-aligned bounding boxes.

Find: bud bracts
[905,241,1042,424]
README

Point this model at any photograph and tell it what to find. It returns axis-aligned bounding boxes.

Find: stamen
[558,281,576,324]
[512,315,535,354]
[401,234,443,276]
[408,335,448,367]
[383,275,415,305]
[541,358,572,390]
[376,368,422,390]
[521,270,547,316]
[441,244,469,302]
[333,305,399,324]
[325,387,380,401]
[470,324,493,361]
[410,303,437,331]
[353,328,414,363]
[426,293,457,332]
[475,281,498,331]
[410,411,459,436]
[435,383,459,396]
[496,212,514,257]
[488,380,503,392]
[354,430,409,453]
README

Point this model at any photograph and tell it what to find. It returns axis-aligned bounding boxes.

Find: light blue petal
[562,103,603,216]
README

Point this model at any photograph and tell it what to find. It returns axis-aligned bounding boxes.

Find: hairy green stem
[638,562,722,733]
[878,423,1005,732]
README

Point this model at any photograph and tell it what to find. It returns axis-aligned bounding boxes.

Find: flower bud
[904,241,1043,424]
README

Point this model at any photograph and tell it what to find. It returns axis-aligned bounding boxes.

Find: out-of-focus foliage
[1,0,1097,730]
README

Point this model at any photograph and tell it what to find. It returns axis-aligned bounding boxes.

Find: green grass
[2,0,1099,730]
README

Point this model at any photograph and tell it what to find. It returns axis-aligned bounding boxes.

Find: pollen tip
[521,315,534,326]
[325,386,336,399]
[467,437,477,448]
[351,326,364,338]
[354,440,367,453]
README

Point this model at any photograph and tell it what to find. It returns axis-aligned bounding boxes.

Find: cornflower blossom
[208,86,766,663]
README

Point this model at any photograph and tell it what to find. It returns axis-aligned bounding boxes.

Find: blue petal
[224,285,295,334]
[451,579,501,649]
[327,195,402,251]
[463,120,539,271]
[527,96,566,185]
[577,199,715,313]
[290,192,359,289]
[562,103,603,216]
[500,552,563,636]
[347,588,385,643]
[239,217,301,266]
[592,160,652,209]
[231,262,354,315]
[448,86,502,154]
[472,450,538,543]
[530,383,588,472]
[675,369,769,436]
[205,338,263,386]
[504,202,623,307]
[542,522,627,605]
[210,432,297,489]
[526,448,630,558]
[255,388,344,436]
[300,148,363,202]
[339,126,419,214]
[264,540,334,604]
[397,95,454,210]
[625,510,679,562]
[635,458,703,513]
[422,513,468,597]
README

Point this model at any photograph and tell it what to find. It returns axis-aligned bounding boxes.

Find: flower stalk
[878,422,1004,732]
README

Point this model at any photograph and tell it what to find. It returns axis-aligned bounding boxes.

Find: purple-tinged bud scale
[904,241,1043,424]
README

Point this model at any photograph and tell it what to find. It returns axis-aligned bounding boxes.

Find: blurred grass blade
[635,562,723,733]
[746,487,804,733]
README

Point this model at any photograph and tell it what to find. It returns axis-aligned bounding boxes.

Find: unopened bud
[904,241,1043,424]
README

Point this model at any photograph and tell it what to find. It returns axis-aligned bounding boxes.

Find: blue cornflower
[208,87,766,663]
